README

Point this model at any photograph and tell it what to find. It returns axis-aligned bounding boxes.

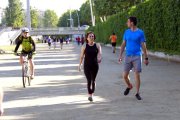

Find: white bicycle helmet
[22,27,29,33]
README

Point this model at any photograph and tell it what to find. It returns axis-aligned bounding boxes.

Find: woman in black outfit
[79,31,102,102]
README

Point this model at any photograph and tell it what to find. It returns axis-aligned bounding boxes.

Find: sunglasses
[88,35,94,38]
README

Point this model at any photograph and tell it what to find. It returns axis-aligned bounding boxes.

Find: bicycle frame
[22,54,30,77]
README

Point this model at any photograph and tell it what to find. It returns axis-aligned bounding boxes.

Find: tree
[31,8,38,28]
[43,10,58,27]
[5,0,24,28]
[79,1,91,25]
[57,10,70,27]
[93,0,144,22]
[0,17,6,26]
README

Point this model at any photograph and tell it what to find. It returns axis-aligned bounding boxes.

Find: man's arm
[141,42,149,65]
[109,36,111,41]
[141,42,148,58]
[119,40,126,61]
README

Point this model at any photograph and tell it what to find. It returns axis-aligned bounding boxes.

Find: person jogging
[78,31,102,102]
[109,32,117,53]
[119,16,149,100]
[14,27,36,79]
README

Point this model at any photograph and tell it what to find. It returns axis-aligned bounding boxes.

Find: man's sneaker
[124,84,133,96]
[135,93,142,100]
[124,88,131,95]
[88,96,93,102]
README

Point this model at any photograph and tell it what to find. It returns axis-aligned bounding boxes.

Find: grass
[0,45,22,52]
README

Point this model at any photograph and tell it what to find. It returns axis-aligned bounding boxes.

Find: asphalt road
[0,43,180,120]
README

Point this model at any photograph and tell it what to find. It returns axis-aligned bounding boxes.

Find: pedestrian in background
[109,32,117,53]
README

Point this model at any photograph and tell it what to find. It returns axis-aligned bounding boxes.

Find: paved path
[0,43,180,120]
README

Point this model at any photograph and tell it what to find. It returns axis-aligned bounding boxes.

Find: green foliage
[57,10,80,27]
[43,10,58,27]
[93,0,144,23]
[31,8,38,28]
[57,11,70,27]
[5,0,24,27]
[90,0,180,54]
[79,1,91,25]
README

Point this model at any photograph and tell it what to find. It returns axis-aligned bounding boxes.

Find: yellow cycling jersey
[14,36,35,53]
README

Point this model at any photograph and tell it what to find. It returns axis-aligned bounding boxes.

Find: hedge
[89,0,180,55]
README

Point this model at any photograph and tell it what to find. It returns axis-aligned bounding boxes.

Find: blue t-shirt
[123,28,146,56]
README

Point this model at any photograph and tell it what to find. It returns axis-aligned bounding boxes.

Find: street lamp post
[89,0,95,26]
[76,10,80,28]
[26,0,31,30]
[69,9,74,28]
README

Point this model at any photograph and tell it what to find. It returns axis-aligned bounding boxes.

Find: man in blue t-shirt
[119,16,149,100]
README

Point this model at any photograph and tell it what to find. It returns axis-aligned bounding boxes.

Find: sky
[0,0,87,17]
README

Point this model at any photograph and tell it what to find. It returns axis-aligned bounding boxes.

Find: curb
[101,43,180,63]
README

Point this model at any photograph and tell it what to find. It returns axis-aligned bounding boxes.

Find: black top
[60,38,63,43]
[84,43,98,65]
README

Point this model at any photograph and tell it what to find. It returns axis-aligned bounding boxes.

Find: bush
[89,0,180,55]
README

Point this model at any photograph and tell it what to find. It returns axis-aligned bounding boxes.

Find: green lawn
[0,45,21,52]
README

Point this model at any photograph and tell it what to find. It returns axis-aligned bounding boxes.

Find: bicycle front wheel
[22,65,27,88]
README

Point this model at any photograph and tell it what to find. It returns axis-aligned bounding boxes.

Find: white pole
[76,10,80,28]
[89,0,95,26]
[27,0,31,30]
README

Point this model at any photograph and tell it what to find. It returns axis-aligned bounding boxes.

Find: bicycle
[16,53,32,88]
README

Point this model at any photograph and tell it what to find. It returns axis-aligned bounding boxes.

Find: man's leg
[123,71,132,88]
[134,72,140,94]
[134,72,142,100]
[123,56,133,95]
[133,56,142,100]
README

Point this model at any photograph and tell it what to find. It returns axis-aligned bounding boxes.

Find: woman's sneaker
[88,96,93,102]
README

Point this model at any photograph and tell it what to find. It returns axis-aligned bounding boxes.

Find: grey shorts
[124,56,142,73]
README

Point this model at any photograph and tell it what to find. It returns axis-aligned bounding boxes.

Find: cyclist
[109,32,117,53]
[14,27,36,79]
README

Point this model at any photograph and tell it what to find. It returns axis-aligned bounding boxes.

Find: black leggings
[84,64,99,94]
